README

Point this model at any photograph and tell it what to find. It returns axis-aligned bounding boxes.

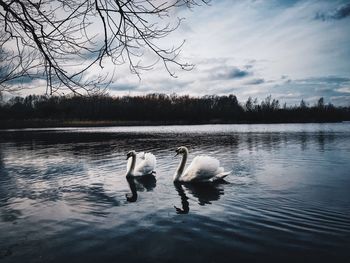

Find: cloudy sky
[12,0,350,106]
[103,0,350,106]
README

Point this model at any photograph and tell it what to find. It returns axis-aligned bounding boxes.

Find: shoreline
[0,119,345,130]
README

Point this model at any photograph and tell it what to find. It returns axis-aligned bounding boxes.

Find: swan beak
[174,152,179,157]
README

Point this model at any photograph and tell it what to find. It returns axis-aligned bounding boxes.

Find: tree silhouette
[0,94,348,127]
[317,97,325,109]
[0,0,209,94]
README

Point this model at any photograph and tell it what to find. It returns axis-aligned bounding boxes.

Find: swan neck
[174,150,188,181]
[127,155,136,176]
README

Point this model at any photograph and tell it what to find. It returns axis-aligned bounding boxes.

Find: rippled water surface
[1,123,350,262]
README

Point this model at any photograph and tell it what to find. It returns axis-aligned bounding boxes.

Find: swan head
[126,150,136,160]
[175,146,188,156]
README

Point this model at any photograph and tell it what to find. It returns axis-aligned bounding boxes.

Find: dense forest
[0,94,349,127]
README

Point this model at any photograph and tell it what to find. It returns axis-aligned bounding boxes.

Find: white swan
[174,146,230,183]
[126,150,156,177]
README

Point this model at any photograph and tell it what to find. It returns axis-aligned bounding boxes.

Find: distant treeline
[0,94,349,125]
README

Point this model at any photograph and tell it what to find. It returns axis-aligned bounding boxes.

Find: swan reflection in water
[125,175,157,202]
[174,182,226,214]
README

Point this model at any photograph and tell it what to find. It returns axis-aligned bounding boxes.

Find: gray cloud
[245,78,265,85]
[7,75,43,85]
[212,67,251,80]
[315,3,350,21]
[296,76,350,85]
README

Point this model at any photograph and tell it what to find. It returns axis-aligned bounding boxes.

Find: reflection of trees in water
[0,130,339,162]
[300,132,308,151]
[126,175,157,203]
[0,144,4,171]
[317,132,325,152]
[174,182,226,214]
[244,133,291,153]
[0,144,6,181]
[245,133,284,153]
[243,132,336,153]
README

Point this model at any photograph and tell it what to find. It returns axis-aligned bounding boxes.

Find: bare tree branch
[0,0,209,95]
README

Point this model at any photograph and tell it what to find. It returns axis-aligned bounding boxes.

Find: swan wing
[134,152,156,176]
[181,155,224,182]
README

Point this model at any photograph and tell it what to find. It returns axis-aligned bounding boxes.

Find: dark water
[1,123,350,262]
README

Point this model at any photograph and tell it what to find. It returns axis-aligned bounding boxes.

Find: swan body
[126,150,156,177]
[174,146,230,183]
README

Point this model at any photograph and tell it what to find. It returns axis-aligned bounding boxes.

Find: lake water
[1,123,350,262]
